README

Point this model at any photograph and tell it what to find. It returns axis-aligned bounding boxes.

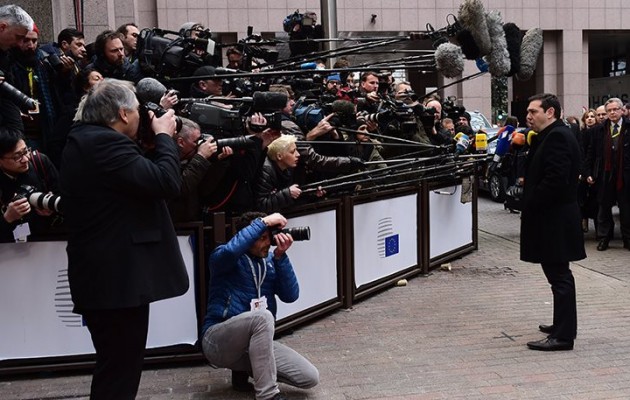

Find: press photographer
[201,211,319,399]
[60,78,188,399]
[0,128,61,243]
[284,10,324,58]
[0,4,34,132]
[269,85,364,186]
[167,117,235,223]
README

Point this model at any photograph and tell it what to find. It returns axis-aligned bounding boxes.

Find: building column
[558,30,589,117]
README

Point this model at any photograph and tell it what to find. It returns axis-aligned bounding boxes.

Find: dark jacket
[60,124,188,310]
[255,157,295,213]
[0,49,25,133]
[87,56,143,84]
[520,119,586,263]
[584,118,630,202]
[280,118,363,185]
[168,154,211,223]
[0,151,60,242]
[201,218,299,335]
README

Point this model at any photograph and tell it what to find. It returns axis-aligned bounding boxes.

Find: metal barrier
[0,180,476,375]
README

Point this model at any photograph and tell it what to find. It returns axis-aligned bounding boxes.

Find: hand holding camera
[160,90,180,110]
[197,136,218,159]
[272,231,293,259]
[3,197,31,223]
[149,108,178,137]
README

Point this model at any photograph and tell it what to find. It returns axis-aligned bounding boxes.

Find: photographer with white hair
[60,78,189,399]
[0,4,34,131]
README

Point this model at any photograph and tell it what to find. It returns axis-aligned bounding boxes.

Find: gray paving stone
[3,196,630,399]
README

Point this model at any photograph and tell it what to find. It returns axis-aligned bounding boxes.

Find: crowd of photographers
[0,5,490,245]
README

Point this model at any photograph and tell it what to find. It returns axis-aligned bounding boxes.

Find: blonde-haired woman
[255,135,303,213]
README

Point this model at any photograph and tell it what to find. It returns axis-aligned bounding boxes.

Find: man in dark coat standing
[584,97,630,251]
[521,93,586,351]
[60,78,189,399]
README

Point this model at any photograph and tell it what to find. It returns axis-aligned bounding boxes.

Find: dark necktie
[612,123,619,138]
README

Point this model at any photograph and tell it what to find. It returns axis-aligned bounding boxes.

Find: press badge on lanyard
[247,255,269,311]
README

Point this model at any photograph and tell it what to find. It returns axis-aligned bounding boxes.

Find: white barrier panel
[353,194,418,288]
[276,210,338,321]
[429,185,473,258]
[0,237,198,361]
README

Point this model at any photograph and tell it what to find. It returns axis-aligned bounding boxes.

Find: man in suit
[60,78,189,399]
[584,97,630,251]
[521,93,586,351]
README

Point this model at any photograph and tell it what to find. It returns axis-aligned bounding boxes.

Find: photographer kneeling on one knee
[201,211,319,400]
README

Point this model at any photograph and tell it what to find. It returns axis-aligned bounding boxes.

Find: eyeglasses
[3,147,31,162]
[607,107,622,113]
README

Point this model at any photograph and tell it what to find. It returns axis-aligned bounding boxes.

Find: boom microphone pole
[300,155,447,191]
[301,161,462,195]
[335,127,439,146]
[167,64,436,83]
[296,140,431,148]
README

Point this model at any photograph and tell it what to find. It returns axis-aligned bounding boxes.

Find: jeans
[202,310,319,400]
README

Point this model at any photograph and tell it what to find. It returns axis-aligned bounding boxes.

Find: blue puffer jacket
[201,218,299,335]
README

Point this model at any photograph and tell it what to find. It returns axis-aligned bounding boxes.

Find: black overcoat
[60,124,189,311]
[520,119,586,263]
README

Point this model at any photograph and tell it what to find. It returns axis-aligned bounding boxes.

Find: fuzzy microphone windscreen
[517,28,543,81]
[458,0,492,56]
[455,29,481,60]
[485,10,511,77]
[503,22,523,77]
[435,42,465,78]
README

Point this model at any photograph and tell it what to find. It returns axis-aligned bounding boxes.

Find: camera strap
[30,150,49,193]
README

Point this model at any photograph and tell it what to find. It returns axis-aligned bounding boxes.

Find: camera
[13,184,62,213]
[442,96,466,121]
[138,102,183,146]
[44,52,64,71]
[270,226,311,242]
[165,89,180,98]
[196,133,256,152]
[0,70,38,113]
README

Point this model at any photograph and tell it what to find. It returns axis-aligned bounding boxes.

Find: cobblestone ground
[3,195,630,399]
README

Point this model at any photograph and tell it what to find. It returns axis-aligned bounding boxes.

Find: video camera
[136,28,217,78]
[442,96,466,121]
[181,91,287,137]
[222,75,269,97]
[357,98,418,136]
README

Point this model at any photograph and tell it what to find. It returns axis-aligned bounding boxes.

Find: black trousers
[596,180,630,242]
[541,262,577,341]
[82,304,150,400]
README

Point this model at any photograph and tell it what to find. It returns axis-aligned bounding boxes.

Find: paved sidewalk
[3,196,630,399]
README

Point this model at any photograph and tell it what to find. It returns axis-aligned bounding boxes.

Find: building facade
[9,0,629,121]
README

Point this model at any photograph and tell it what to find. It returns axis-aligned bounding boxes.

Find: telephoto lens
[272,226,311,241]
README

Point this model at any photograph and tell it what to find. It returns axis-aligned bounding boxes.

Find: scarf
[603,121,624,191]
